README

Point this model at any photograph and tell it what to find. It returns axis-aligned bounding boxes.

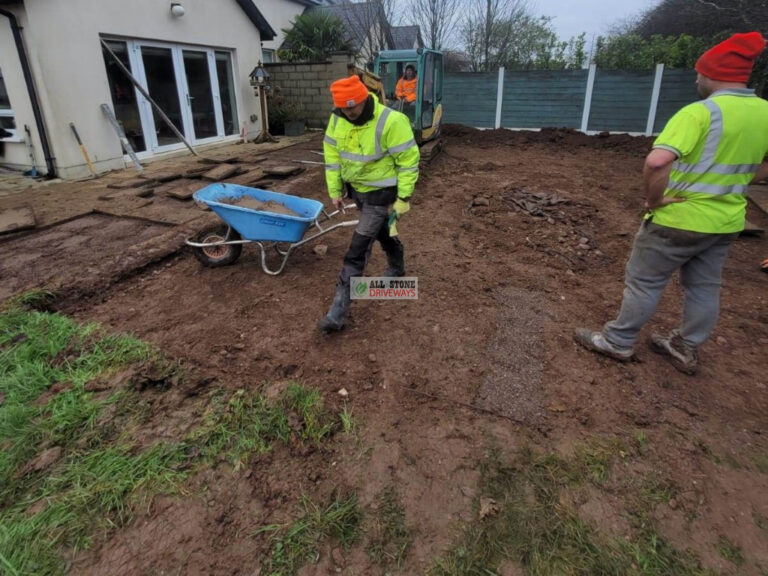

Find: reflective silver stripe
[360,177,398,187]
[699,99,723,166]
[375,107,392,156]
[332,115,339,130]
[668,180,749,195]
[674,162,760,175]
[324,135,337,146]
[339,151,386,162]
[397,166,418,173]
[325,163,340,170]
[388,139,416,154]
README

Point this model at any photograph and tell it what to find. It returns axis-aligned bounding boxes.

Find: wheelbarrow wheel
[193,225,243,267]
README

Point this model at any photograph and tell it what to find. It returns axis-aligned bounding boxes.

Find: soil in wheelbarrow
[221,196,301,217]
[16,129,768,576]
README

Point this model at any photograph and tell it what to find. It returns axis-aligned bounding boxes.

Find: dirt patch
[0,214,170,301]
[5,128,768,575]
[220,196,301,217]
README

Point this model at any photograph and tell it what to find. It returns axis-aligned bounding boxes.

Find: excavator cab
[374,49,443,146]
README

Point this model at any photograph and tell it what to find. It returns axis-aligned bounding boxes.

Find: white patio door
[119,40,231,154]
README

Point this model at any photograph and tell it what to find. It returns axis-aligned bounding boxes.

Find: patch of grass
[753,452,768,474]
[754,508,768,533]
[339,406,356,435]
[191,383,338,470]
[258,492,362,576]
[0,303,346,576]
[282,383,336,444]
[368,486,411,568]
[635,430,650,454]
[429,444,710,576]
[0,302,186,576]
[715,536,744,566]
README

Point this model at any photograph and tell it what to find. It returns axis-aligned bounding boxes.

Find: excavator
[350,48,443,160]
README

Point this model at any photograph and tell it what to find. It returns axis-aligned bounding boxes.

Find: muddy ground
[2,128,768,575]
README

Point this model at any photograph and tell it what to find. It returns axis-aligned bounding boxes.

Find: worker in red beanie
[318,75,419,332]
[574,32,768,374]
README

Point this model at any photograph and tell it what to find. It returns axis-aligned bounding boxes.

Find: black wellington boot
[317,284,351,333]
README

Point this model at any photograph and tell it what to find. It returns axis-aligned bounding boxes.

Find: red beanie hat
[330,75,369,108]
[695,31,766,83]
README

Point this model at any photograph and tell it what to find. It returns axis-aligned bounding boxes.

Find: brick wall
[265,52,356,129]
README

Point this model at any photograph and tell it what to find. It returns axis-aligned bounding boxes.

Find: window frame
[0,69,22,143]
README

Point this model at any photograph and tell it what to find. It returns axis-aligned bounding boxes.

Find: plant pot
[284,121,305,137]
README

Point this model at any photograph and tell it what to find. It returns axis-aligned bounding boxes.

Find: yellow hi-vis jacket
[650,88,768,234]
[323,96,419,200]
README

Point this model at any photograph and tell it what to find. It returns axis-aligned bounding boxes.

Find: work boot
[317,284,351,333]
[573,328,634,362]
[648,330,698,375]
[384,243,405,277]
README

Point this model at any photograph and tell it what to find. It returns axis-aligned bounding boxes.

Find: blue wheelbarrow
[186,183,358,275]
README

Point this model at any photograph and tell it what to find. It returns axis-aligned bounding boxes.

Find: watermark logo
[350,277,418,300]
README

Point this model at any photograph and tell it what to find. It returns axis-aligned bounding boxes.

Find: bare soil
[221,196,302,217]
[3,129,768,575]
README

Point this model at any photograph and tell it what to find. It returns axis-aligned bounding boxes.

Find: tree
[461,0,586,72]
[409,0,462,50]
[279,12,354,62]
[595,0,768,95]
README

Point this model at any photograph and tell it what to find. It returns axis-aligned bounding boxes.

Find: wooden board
[199,155,242,165]
[202,164,241,181]
[0,205,36,234]
[747,186,768,216]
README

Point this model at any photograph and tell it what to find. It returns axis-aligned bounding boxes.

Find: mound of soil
[441,124,654,154]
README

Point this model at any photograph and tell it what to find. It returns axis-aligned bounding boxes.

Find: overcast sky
[534,0,658,41]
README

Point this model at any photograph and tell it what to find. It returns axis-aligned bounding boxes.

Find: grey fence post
[580,63,597,133]
[495,67,505,129]
[645,63,665,136]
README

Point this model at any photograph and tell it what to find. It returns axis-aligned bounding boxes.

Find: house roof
[305,2,393,53]
[234,0,277,41]
[391,25,422,50]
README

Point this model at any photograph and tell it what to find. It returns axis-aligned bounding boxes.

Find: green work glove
[388,198,410,236]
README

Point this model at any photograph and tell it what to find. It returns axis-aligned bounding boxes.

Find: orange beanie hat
[695,32,766,83]
[330,75,369,108]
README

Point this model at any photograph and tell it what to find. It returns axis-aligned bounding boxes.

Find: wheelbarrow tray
[194,183,324,243]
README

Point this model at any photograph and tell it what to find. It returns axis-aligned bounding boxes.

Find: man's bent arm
[644,148,679,210]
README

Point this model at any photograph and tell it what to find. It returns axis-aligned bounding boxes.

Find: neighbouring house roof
[302,2,393,54]
[234,0,277,41]
[391,25,423,50]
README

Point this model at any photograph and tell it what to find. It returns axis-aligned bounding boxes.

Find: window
[0,68,18,141]
[262,49,275,63]
[215,51,239,135]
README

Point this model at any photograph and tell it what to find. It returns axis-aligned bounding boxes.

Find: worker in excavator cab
[395,64,418,117]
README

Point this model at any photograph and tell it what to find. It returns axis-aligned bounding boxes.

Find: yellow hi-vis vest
[323,97,419,200]
[650,89,768,234]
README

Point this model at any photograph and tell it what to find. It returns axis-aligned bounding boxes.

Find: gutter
[0,7,56,178]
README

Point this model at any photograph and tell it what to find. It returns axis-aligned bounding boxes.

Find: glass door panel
[140,46,183,147]
[215,51,239,136]
[182,50,217,140]
[102,40,146,152]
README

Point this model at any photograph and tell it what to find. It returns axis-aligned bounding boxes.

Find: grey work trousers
[338,195,404,287]
[602,220,736,350]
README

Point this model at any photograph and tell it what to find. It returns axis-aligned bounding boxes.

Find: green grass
[0,301,344,576]
[340,406,356,435]
[429,444,711,576]
[715,536,744,566]
[367,485,412,568]
[257,492,362,576]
